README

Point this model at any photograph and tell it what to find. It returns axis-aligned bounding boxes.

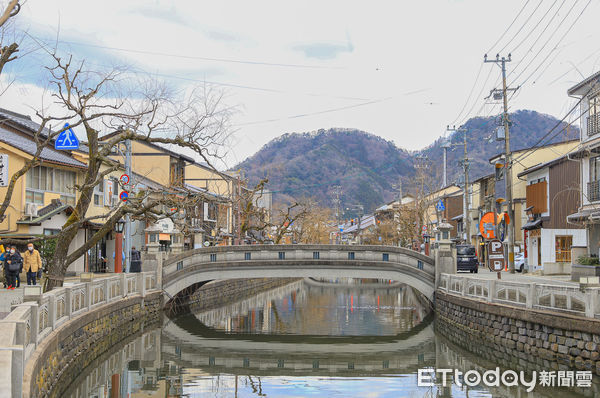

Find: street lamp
[114,219,125,273]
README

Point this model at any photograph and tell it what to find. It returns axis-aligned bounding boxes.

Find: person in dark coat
[5,245,23,290]
[0,249,7,288]
[130,246,142,273]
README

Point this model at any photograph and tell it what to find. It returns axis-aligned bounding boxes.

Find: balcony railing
[588,113,600,137]
[588,180,600,202]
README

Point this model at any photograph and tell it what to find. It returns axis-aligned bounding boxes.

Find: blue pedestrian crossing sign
[54,123,79,150]
[436,199,445,212]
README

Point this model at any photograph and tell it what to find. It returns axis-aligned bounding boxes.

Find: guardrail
[438,273,600,318]
[162,244,435,284]
[0,271,159,397]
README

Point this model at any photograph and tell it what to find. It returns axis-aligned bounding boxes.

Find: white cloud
[5,0,600,168]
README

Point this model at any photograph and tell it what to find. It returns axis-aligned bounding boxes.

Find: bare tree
[294,200,333,244]
[238,179,312,244]
[0,0,20,77]
[0,47,232,290]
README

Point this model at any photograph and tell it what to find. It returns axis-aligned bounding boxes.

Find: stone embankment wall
[23,292,162,398]
[187,278,301,313]
[436,290,600,377]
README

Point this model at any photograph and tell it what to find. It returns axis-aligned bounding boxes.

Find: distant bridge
[161,245,436,305]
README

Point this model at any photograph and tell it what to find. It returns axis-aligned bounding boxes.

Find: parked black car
[456,244,478,273]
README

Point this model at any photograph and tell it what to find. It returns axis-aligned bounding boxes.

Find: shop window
[555,236,572,263]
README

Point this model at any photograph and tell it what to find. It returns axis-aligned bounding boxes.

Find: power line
[509,0,561,54]
[509,0,582,85]
[514,0,594,87]
[233,97,394,127]
[486,0,533,54]
[32,36,345,70]
[497,0,545,54]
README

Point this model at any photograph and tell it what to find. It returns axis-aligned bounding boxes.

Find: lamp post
[114,219,125,273]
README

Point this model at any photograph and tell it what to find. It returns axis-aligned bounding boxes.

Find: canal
[66,279,596,397]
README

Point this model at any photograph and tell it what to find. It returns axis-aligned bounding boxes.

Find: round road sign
[119,191,129,202]
[119,174,130,185]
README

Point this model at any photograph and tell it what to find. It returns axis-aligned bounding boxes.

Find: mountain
[235,110,578,213]
[235,128,415,213]
[422,110,579,184]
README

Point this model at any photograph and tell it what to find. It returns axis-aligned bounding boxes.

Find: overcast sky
[2,0,600,168]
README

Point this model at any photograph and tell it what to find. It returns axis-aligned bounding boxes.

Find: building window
[588,94,600,136]
[382,253,389,261]
[93,193,102,206]
[278,251,285,260]
[25,190,44,205]
[149,234,157,243]
[555,236,572,263]
[418,260,424,270]
[26,166,76,204]
[348,252,355,260]
[244,252,251,260]
[210,253,217,262]
[313,251,320,260]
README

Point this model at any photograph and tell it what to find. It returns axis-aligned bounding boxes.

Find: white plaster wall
[28,212,85,274]
[540,228,587,265]
[582,156,591,206]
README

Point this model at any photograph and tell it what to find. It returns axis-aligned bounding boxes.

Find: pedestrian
[23,243,42,286]
[5,245,23,290]
[0,248,7,288]
[130,246,142,273]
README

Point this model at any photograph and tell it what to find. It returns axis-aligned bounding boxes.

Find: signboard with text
[0,154,8,187]
[487,239,505,272]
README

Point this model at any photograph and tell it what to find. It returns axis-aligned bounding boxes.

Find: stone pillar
[435,222,456,288]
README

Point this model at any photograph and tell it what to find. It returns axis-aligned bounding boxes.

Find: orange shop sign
[479,212,510,240]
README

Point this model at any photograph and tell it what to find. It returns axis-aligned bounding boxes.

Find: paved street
[458,267,577,286]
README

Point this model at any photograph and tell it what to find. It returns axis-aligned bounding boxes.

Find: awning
[159,233,171,241]
[451,214,463,221]
[522,219,542,230]
[567,209,600,223]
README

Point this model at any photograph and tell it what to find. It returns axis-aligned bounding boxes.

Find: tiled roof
[17,200,73,225]
[0,108,52,137]
[0,127,87,168]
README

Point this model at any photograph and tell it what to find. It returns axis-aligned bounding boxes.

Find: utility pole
[485,53,517,273]
[442,144,449,188]
[124,139,132,273]
[392,179,403,246]
[414,155,429,250]
[330,185,342,244]
[446,125,469,245]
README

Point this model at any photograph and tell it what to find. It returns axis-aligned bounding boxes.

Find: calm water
[69,278,597,398]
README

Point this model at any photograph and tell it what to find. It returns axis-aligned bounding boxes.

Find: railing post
[103,279,109,304]
[138,273,146,297]
[121,273,127,297]
[461,276,467,296]
[488,280,495,303]
[29,303,39,346]
[84,282,92,310]
[48,294,56,330]
[585,288,597,318]
[65,287,72,319]
[526,283,536,309]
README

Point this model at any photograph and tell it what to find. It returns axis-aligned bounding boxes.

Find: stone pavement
[462,266,577,286]
[0,273,117,318]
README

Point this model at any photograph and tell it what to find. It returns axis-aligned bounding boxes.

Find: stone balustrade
[0,271,159,398]
[438,273,600,318]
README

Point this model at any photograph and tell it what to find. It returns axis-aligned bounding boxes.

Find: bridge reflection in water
[64,278,596,397]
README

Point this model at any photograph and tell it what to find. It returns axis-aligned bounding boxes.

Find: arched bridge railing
[162,245,435,299]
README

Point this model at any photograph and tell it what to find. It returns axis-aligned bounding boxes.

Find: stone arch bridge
[161,245,435,307]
